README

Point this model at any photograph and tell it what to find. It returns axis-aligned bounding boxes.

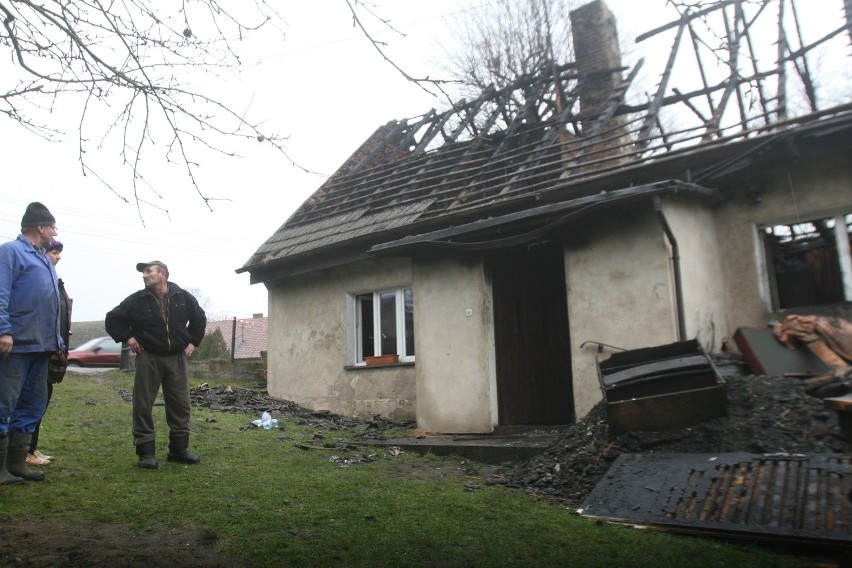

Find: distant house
[206,314,268,361]
[238,0,852,432]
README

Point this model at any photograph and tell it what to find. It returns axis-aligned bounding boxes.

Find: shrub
[193,327,230,360]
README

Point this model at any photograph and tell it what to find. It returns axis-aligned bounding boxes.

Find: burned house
[238,0,852,432]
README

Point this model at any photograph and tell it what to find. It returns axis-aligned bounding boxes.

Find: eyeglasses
[38,225,58,233]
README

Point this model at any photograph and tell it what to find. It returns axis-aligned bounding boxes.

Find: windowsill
[344,361,415,371]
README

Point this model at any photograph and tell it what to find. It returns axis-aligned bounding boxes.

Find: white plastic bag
[251,411,279,429]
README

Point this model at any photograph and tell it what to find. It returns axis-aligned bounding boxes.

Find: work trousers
[132,351,191,447]
[0,352,49,437]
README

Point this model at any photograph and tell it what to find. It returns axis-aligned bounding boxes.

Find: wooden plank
[733,327,831,376]
[605,384,726,434]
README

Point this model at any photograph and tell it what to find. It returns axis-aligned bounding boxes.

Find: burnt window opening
[762,213,852,310]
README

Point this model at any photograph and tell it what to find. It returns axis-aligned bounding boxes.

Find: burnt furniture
[597,339,727,434]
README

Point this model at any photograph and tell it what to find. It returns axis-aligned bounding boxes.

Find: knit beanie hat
[46,238,64,252]
[21,202,56,229]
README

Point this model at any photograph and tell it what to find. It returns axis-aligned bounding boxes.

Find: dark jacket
[48,278,73,383]
[105,282,206,355]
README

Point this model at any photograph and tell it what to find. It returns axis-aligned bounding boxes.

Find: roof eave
[369,180,720,256]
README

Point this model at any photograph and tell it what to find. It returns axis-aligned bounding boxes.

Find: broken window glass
[762,214,851,309]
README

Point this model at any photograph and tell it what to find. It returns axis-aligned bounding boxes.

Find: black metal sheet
[581,452,852,545]
[600,355,710,388]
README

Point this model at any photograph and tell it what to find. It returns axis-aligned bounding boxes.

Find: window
[354,288,414,363]
[761,213,852,309]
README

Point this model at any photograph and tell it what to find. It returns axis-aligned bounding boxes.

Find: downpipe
[653,197,687,342]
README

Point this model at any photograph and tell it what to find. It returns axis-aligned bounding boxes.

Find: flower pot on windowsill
[365,354,399,366]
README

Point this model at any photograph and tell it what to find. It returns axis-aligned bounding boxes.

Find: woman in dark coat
[27,238,72,466]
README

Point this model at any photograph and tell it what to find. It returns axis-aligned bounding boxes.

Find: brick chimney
[569,0,631,164]
[846,0,852,45]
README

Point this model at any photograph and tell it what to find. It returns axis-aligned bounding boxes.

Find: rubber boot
[167,435,200,464]
[136,440,158,470]
[6,433,45,481]
[0,436,24,485]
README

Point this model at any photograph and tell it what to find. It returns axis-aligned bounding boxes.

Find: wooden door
[490,243,574,426]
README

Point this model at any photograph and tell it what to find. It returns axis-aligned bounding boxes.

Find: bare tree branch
[0,0,308,218]
[439,0,579,101]
[343,0,456,100]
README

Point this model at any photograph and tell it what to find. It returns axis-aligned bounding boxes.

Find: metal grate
[582,453,852,544]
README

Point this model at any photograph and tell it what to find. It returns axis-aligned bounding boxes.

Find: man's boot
[0,436,24,485]
[6,433,45,481]
[167,435,200,464]
[136,441,158,469]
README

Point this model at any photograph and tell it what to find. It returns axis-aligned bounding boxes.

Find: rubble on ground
[120,384,413,436]
[138,357,852,506]
[505,357,852,504]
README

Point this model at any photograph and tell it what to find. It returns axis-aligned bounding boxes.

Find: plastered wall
[411,255,496,433]
[266,258,416,420]
[661,197,730,352]
[564,205,679,419]
[714,156,852,331]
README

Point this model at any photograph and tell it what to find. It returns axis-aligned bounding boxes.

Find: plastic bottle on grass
[252,411,279,429]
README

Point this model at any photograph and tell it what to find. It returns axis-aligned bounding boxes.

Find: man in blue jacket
[0,202,64,485]
[105,261,206,469]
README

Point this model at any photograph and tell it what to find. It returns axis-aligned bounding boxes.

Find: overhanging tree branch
[0,0,309,217]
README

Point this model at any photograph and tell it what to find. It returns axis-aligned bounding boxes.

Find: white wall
[266,253,497,432]
[565,204,679,419]
[411,255,496,433]
[266,258,416,420]
[714,155,852,332]
[662,197,730,352]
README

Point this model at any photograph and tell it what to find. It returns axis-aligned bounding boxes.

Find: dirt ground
[3,357,850,566]
[0,518,248,568]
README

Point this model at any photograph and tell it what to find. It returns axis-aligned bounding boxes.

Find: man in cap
[0,202,64,484]
[105,260,206,469]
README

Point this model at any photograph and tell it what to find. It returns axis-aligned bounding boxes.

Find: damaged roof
[239,0,851,282]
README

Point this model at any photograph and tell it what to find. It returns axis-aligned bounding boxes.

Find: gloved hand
[54,348,68,366]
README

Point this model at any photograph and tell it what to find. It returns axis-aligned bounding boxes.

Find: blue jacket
[0,235,63,353]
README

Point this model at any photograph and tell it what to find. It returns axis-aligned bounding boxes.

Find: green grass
[1,370,805,567]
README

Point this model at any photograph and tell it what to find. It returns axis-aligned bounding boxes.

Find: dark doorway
[489,243,574,426]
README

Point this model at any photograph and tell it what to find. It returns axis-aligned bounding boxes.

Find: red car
[67,336,123,367]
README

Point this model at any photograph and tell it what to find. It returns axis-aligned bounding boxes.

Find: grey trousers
[132,351,191,447]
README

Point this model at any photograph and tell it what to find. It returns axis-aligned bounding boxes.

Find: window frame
[353,287,414,365]
[759,211,852,310]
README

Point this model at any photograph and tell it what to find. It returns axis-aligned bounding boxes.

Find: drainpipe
[653,197,687,342]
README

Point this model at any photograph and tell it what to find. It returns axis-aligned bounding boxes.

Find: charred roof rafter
[242,0,850,275]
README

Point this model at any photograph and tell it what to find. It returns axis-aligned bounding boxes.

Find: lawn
[0,369,805,567]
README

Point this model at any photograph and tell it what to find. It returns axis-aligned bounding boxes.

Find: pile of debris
[118,384,412,435]
[505,316,852,505]
[187,384,413,437]
[505,357,852,504]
